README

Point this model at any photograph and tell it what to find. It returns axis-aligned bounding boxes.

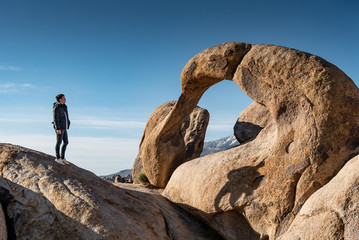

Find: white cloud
[0,116,44,123]
[207,122,234,131]
[204,119,237,142]
[0,65,21,71]
[0,83,16,89]
[0,83,35,93]
[73,118,146,129]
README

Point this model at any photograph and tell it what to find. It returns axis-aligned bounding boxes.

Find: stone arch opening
[198,79,252,142]
[141,42,359,193]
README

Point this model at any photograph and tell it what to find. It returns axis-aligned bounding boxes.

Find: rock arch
[142,42,359,238]
[141,42,251,188]
[142,42,359,191]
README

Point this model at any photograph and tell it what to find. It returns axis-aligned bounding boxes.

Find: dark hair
[56,94,65,102]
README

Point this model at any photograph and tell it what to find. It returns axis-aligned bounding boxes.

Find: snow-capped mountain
[201,135,239,156]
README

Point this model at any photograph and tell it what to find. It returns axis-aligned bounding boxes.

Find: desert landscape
[1,42,359,239]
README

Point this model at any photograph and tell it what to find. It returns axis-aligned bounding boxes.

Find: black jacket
[53,102,70,130]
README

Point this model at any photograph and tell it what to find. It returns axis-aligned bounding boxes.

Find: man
[53,94,71,165]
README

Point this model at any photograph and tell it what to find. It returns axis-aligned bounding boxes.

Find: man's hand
[57,130,62,134]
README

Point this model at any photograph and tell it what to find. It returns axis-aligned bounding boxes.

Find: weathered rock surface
[279,155,359,240]
[0,202,6,240]
[134,101,209,185]
[234,101,271,143]
[156,42,359,239]
[141,43,251,188]
[0,143,220,240]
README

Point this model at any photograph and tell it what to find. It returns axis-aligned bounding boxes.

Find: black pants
[55,129,69,159]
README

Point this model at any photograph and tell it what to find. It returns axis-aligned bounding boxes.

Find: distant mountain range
[201,135,239,156]
[99,169,132,181]
[100,135,239,180]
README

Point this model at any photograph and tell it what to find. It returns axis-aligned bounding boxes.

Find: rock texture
[0,202,6,240]
[234,101,271,143]
[279,155,359,240]
[141,43,251,187]
[0,143,220,240]
[134,101,209,185]
[156,42,359,239]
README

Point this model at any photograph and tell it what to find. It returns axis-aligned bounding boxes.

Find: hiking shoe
[55,158,65,165]
[61,158,70,165]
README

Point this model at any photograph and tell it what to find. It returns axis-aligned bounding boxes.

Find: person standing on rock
[53,94,71,165]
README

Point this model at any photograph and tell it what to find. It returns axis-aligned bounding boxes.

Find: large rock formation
[138,42,359,239]
[0,143,220,239]
[141,43,251,188]
[234,101,271,143]
[0,202,6,240]
[278,155,359,240]
[135,101,209,185]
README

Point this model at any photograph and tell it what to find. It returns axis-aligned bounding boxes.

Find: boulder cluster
[132,101,209,185]
[101,174,133,183]
[1,42,359,239]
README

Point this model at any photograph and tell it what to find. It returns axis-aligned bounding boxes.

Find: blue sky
[0,0,358,175]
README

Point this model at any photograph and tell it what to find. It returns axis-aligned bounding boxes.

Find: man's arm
[65,107,70,129]
[54,106,61,134]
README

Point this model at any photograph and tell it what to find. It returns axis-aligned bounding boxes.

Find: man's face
[59,96,66,104]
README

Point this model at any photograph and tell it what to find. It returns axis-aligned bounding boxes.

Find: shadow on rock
[234,121,264,144]
[114,183,223,240]
[175,201,262,240]
[214,160,265,212]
